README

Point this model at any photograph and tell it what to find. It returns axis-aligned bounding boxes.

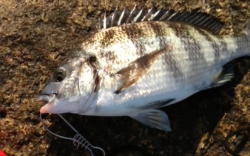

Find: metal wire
[40,113,105,156]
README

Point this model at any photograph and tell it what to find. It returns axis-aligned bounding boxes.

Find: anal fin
[210,64,234,88]
[130,109,171,131]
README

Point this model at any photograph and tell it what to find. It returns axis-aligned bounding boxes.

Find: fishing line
[40,113,105,156]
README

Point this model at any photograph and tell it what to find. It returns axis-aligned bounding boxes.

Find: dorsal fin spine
[117,9,125,25]
[150,9,161,20]
[103,12,107,29]
[111,7,119,27]
[126,5,137,23]
[133,8,147,23]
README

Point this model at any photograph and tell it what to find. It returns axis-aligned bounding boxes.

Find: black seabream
[36,7,250,131]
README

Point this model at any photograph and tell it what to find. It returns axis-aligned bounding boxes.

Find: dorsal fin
[98,7,224,34]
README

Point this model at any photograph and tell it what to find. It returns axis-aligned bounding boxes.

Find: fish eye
[53,68,66,82]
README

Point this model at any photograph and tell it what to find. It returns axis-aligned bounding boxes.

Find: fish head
[36,57,97,114]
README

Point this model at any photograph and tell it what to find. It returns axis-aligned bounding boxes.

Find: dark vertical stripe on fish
[102,29,116,45]
[149,22,183,80]
[196,28,220,63]
[148,22,167,48]
[234,33,249,58]
[98,29,117,62]
[217,36,228,60]
[121,24,146,56]
[169,23,208,90]
[98,29,118,63]
[169,23,204,69]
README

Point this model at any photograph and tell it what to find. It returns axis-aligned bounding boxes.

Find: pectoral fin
[114,46,173,94]
[130,109,172,131]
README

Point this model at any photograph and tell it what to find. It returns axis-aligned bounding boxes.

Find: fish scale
[37,8,250,131]
[85,21,244,88]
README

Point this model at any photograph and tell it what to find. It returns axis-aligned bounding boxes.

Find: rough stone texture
[0,0,250,156]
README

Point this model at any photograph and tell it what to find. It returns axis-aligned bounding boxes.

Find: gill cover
[37,56,99,114]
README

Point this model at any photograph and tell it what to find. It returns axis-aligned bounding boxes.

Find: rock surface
[0,0,250,156]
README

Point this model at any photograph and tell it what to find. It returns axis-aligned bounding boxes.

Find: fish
[36,7,250,131]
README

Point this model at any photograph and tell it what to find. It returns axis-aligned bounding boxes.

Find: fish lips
[36,93,57,113]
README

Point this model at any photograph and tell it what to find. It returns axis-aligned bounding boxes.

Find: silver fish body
[36,8,250,131]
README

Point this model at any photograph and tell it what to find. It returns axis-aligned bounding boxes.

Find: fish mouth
[36,93,57,104]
